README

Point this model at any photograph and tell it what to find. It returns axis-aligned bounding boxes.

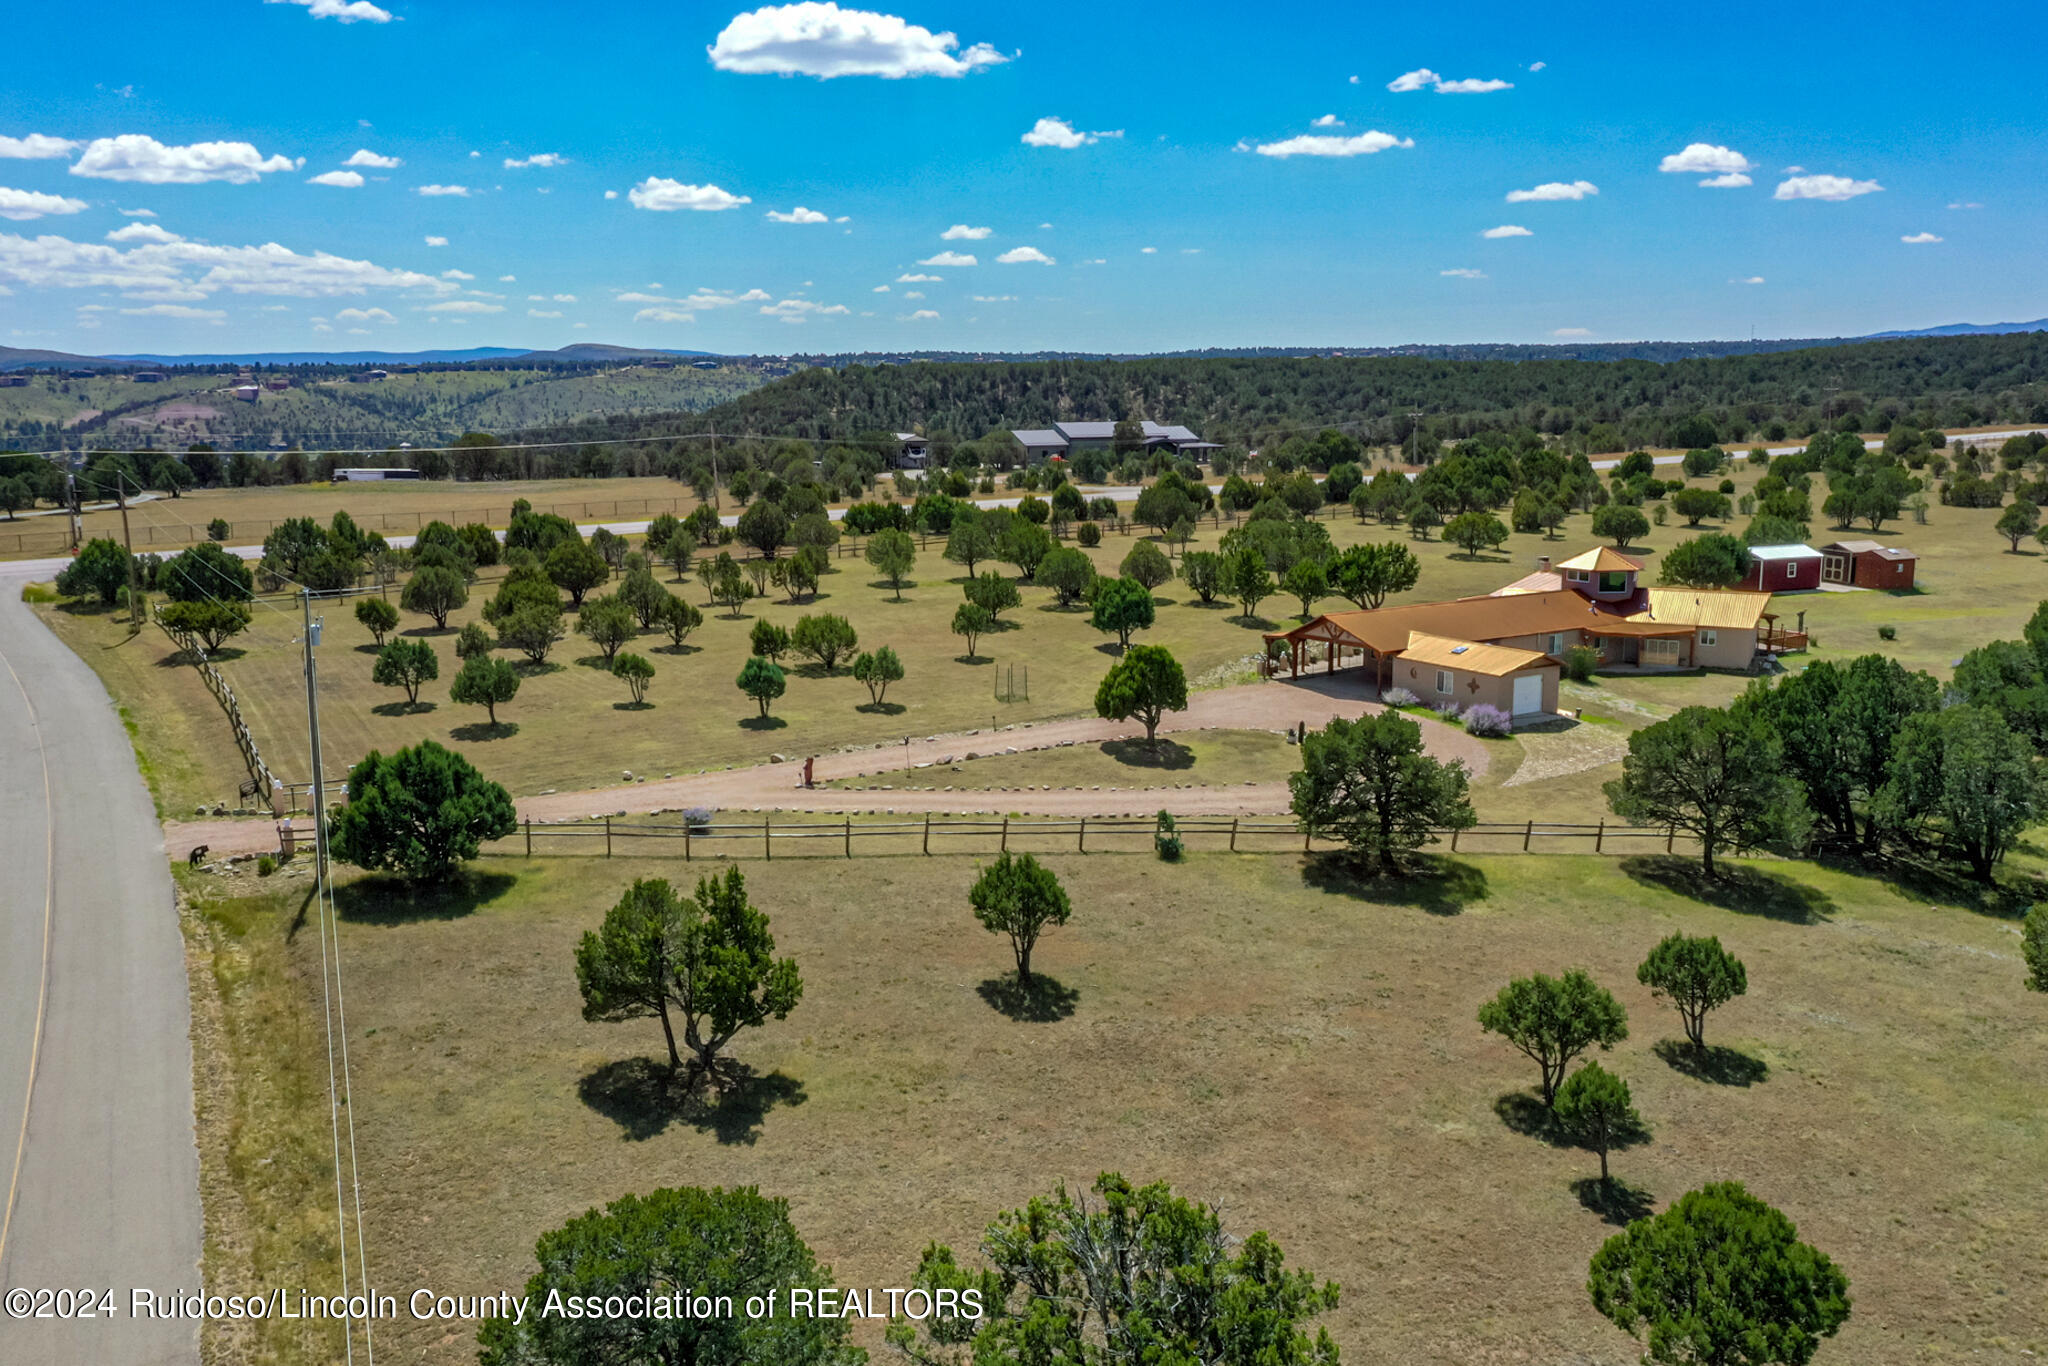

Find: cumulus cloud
[1900,231,1943,244]
[498,274,516,282]
[1948,201,1983,210]
[970,294,1016,302]
[635,307,694,323]
[941,223,991,239]
[70,135,297,184]
[345,148,402,168]
[1657,144,1755,187]
[1731,275,1765,284]
[759,297,851,322]
[1388,68,1510,93]
[335,306,395,323]
[503,153,566,168]
[627,177,750,211]
[309,170,363,187]
[120,303,226,321]
[551,293,576,302]
[424,235,448,246]
[1253,130,1412,158]
[0,231,449,302]
[424,299,503,313]
[766,206,829,223]
[1021,117,1121,148]
[996,246,1054,264]
[1311,114,1342,127]
[902,309,939,320]
[897,272,941,282]
[266,0,392,22]
[528,308,563,317]
[416,183,470,196]
[902,290,924,299]
[1140,246,1157,254]
[117,207,156,217]
[441,268,474,280]
[918,251,974,267]
[1775,174,1883,201]
[1528,60,1546,71]
[1505,179,1597,202]
[872,284,890,292]
[1440,267,1485,279]
[0,134,78,160]
[0,187,90,221]
[1482,224,1532,238]
[708,3,1007,79]
[1551,327,1591,337]
[106,222,182,243]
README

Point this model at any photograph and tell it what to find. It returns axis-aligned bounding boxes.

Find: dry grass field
[823,727,1302,792]
[179,849,2048,1366]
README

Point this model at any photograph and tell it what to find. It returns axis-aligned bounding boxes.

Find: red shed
[1820,540,1918,590]
[1738,544,1822,592]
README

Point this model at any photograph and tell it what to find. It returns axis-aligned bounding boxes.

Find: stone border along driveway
[161,680,1494,859]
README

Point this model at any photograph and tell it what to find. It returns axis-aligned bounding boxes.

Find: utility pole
[114,472,140,629]
[65,470,81,551]
[301,590,331,888]
[708,426,721,512]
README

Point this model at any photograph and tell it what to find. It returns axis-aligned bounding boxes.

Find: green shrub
[1076,521,1102,547]
[1564,645,1601,681]
[1878,624,1897,641]
[256,855,277,877]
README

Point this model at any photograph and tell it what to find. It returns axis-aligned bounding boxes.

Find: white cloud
[997,246,1054,264]
[503,153,566,168]
[345,148,402,168]
[424,235,448,246]
[1021,117,1121,148]
[765,205,829,223]
[499,274,516,281]
[902,290,924,298]
[604,189,618,200]
[1482,224,1532,238]
[872,284,890,292]
[441,268,475,280]
[119,303,226,321]
[1140,246,1158,254]
[896,272,941,282]
[627,177,750,211]
[918,251,975,267]
[335,306,395,323]
[117,207,156,217]
[0,230,451,301]
[1775,174,1882,201]
[1900,231,1943,244]
[70,135,297,184]
[903,309,939,320]
[106,222,181,243]
[416,183,471,197]
[635,307,694,323]
[1731,276,1765,284]
[1388,68,1510,93]
[1348,74,1359,84]
[1310,114,1342,127]
[708,3,1007,79]
[1782,165,1805,174]
[308,169,364,188]
[1440,267,1485,279]
[266,0,393,22]
[1505,179,1597,202]
[1253,130,1412,158]
[969,294,1016,302]
[1039,221,1053,229]
[759,297,850,322]
[0,187,90,221]
[0,134,78,160]
[528,308,563,318]
[942,223,992,240]
[1947,201,1983,210]
[1657,143,1755,187]
[424,299,503,313]
[1551,327,1590,337]
[1528,60,1546,71]
[551,292,576,302]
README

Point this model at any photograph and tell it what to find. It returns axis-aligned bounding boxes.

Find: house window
[1896,563,1905,575]
[1598,571,1629,593]
[1701,629,1718,647]
[1645,638,1680,659]
[1785,562,1797,581]
[1546,633,1566,655]
[1435,669,1454,695]
[1566,569,1589,583]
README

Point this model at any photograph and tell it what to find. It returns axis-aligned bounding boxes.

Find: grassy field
[32,456,2048,821]
[184,848,2048,1366]
[825,727,1302,792]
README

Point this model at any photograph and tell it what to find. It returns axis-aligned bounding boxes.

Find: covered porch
[1261,619,1391,687]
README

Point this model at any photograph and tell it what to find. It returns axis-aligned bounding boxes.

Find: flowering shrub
[1433,700,1463,722]
[1464,703,1513,737]
[1381,686,1420,708]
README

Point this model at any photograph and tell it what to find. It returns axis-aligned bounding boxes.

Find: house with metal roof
[1737,544,1823,592]
[890,432,930,468]
[1004,419,1220,465]
[1820,539,1919,590]
[1010,428,1069,463]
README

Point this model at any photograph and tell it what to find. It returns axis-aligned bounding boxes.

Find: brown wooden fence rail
[480,815,1702,862]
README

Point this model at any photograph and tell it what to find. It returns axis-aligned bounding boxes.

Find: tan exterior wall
[1391,659,1560,717]
[1691,630,1759,670]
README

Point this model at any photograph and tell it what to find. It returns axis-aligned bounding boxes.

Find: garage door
[1511,674,1543,716]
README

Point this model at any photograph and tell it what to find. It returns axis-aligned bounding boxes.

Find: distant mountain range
[1,321,2043,372]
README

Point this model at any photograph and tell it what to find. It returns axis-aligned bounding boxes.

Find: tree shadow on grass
[739,715,788,731]
[654,642,700,657]
[1653,1039,1769,1086]
[1840,850,2045,921]
[401,624,451,637]
[513,659,563,677]
[1493,1092,1566,1145]
[577,1056,807,1145]
[857,700,907,716]
[1101,737,1193,771]
[332,869,517,924]
[353,642,382,655]
[1618,855,1833,924]
[613,700,654,711]
[1187,599,1231,610]
[1571,1177,1656,1226]
[955,654,994,666]
[1300,852,1489,916]
[573,653,616,671]
[370,699,435,717]
[450,720,519,742]
[977,972,1079,1022]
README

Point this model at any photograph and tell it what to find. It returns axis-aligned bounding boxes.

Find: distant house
[65,368,95,379]
[0,374,28,388]
[1738,544,1823,592]
[333,467,423,482]
[265,377,291,391]
[891,433,931,468]
[1004,419,1219,465]
[232,385,260,403]
[132,371,167,383]
[646,359,676,370]
[690,359,721,370]
[1010,428,1069,464]
[1821,539,1919,590]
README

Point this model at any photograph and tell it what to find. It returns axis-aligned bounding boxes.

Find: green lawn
[183,848,2048,1366]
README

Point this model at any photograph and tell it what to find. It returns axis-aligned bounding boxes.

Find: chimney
[1538,555,1551,573]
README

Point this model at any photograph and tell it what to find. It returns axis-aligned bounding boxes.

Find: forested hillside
[523,333,2048,454]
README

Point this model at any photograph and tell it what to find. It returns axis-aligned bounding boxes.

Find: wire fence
[152,602,282,813]
[466,814,1703,862]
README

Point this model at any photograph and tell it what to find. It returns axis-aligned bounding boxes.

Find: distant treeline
[516,333,2048,455]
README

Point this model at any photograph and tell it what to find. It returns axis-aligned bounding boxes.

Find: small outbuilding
[1738,544,1823,592]
[1821,540,1918,590]
[1393,631,1560,722]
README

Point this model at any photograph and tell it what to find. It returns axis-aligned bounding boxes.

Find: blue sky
[1,0,2042,356]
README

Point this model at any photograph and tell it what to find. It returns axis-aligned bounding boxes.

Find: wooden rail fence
[151,603,281,813]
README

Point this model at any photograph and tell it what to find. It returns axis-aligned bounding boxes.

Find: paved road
[0,567,201,1365]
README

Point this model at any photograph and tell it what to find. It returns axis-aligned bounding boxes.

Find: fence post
[844,817,851,858]
[605,817,612,858]
[1524,819,1533,852]
[1078,817,1087,853]
[1666,824,1675,853]
[923,811,931,854]
[684,820,692,861]
[1450,826,1460,852]
[1229,816,1239,852]
[765,817,772,860]
[1594,819,1604,854]
[524,818,531,858]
